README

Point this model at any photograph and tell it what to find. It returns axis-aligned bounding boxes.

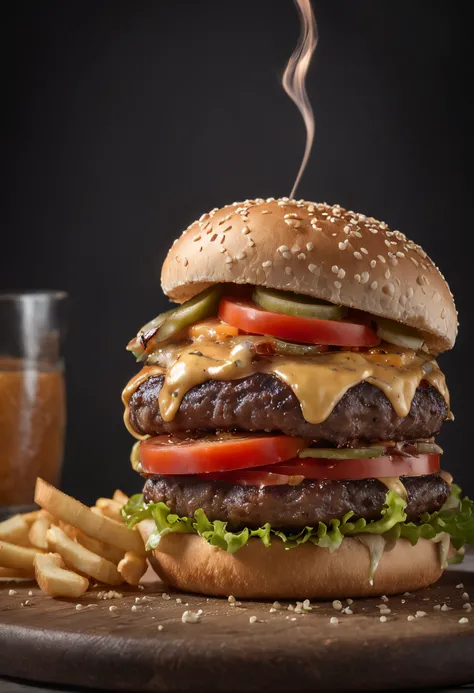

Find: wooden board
[0,554,473,692]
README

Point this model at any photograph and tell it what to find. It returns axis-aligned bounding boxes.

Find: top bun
[161,198,457,353]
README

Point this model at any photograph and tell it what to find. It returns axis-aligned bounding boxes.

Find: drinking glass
[0,291,67,513]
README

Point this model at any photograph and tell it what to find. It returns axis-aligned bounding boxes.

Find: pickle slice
[253,287,347,320]
[153,286,223,344]
[298,446,385,460]
[375,317,424,351]
[273,339,327,356]
[414,442,443,455]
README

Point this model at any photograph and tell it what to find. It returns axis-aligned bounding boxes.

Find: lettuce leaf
[121,486,474,558]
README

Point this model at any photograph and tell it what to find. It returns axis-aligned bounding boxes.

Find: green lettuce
[121,485,474,558]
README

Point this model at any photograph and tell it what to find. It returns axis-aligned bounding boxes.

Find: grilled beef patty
[142,473,449,531]
[129,374,447,445]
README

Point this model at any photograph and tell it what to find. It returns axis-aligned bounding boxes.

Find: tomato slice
[218,298,380,347]
[259,454,440,480]
[139,433,307,475]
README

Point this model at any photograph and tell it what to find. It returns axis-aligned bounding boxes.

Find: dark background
[2,0,473,502]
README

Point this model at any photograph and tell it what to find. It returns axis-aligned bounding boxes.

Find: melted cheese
[122,337,449,437]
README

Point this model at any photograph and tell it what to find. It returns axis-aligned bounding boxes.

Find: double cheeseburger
[121,198,473,599]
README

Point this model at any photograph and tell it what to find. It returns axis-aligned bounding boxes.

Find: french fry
[46,525,123,585]
[95,498,123,523]
[0,540,41,570]
[0,566,35,579]
[117,551,148,586]
[34,552,89,598]
[28,516,51,550]
[74,530,125,565]
[0,514,32,547]
[90,506,123,524]
[35,478,145,555]
[113,489,129,506]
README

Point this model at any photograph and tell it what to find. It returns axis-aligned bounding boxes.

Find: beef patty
[129,374,447,445]
[142,473,449,530]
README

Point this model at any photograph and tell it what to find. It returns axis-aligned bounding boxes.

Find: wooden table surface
[0,550,473,692]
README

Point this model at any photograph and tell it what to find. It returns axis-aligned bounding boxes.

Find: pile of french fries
[0,478,147,598]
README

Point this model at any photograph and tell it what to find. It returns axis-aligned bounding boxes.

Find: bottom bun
[138,520,445,599]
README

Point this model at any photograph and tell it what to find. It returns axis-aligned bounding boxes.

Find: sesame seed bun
[138,521,444,599]
[162,198,457,353]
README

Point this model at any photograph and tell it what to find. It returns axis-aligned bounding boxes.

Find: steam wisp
[282,0,318,199]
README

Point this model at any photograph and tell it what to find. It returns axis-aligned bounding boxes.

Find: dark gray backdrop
[2,0,473,502]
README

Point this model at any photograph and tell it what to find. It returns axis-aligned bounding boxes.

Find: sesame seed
[354,273,361,283]
[332,600,343,611]
[308,205,315,212]
[353,251,362,260]
[415,611,427,618]
[262,210,271,215]
[396,251,405,258]
[219,247,226,253]
[8,590,17,596]
[182,609,203,624]
[262,260,272,268]
[378,255,386,263]
[347,599,353,605]
[285,219,301,228]
[331,265,339,274]
[297,253,306,260]
[380,616,388,623]
[236,251,247,260]
[370,281,378,290]
[441,604,452,611]
[241,226,250,235]
[278,244,289,253]
[385,269,391,279]
[228,595,236,604]
[249,616,258,624]
[225,257,233,264]
[199,213,209,222]
[370,260,376,268]
[131,605,138,612]
[158,625,164,631]
[338,242,346,250]
[459,618,469,624]
[338,268,346,279]
[284,213,299,219]
[456,583,464,590]
[369,227,378,234]
[75,604,83,610]
[463,603,472,612]
[384,240,391,247]
[343,225,351,234]
[334,281,342,289]
[360,272,369,284]
[407,615,415,622]
[330,617,339,625]
[162,593,171,600]
[360,247,368,254]
[306,242,314,251]
[109,605,118,612]
[462,592,470,601]
[433,604,441,610]
[381,596,389,602]
[308,264,318,274]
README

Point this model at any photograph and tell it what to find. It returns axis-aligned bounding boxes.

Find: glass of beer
[0,291,67,512]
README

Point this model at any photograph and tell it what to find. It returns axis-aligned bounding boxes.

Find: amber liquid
[0,358,65,506]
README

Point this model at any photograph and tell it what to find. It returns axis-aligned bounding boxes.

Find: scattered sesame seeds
[162,592,171,600]
[332,600,343,611]
[249,616,258,624]
[441,604,452,612]
[261,210,271,215]
[158,625,164,631]
[407,615,415,622]
[131,605,138,612]
[28,590,33,597]
[109,605,118,612]
[459,618,469,625]
[360,247,368,254]
[97,591,123,600]
[343,225,351,233]
[228,595,236,604]
[75,604,83,611]
[353,251,362,260]
[415,611,427,618]
[462,592,470,601]
[380,616,388,623]
[338,268,346,279]
[8,589,17,596]
[330,617,339,625]
[338,242,347,251]
[182,609,203,624]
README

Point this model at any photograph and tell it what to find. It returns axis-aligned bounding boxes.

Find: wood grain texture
[0,551,473,692]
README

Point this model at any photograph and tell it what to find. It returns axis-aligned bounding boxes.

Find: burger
[121,198,473,599]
